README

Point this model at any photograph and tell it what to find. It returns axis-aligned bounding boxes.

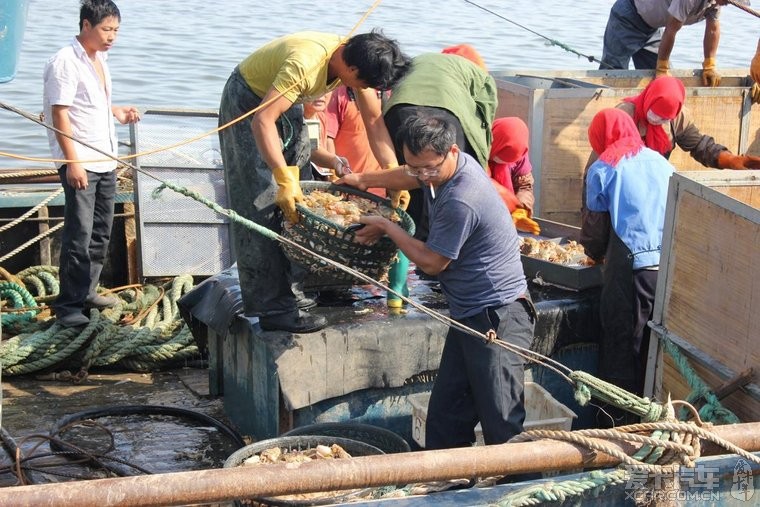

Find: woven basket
[281,182,415,289]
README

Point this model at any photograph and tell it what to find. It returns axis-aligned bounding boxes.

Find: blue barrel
[0,0,30,83]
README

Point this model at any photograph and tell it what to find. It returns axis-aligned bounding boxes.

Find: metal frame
[130,108,231,277]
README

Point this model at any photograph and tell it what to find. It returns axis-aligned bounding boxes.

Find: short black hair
[397,114,456,157]
[80,0,121,30]
[343,29,411,91]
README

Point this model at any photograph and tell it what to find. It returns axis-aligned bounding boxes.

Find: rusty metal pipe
[2,422,759,507]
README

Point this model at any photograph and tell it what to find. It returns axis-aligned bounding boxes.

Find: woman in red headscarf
[580,108,675,426]
[488,117,535,214]
[616,76,759,169]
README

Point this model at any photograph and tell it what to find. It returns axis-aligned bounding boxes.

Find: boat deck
[0,366,240,494]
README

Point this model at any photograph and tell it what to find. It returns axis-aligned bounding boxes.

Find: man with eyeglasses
[337,114,535,449]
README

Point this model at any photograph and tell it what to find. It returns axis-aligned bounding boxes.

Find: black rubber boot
[259,310,327,333]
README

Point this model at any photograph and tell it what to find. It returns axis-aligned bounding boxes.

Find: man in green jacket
[382,52,497,242]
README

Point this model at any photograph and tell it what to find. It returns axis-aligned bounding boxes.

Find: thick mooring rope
[660,336,741,424]
[0,188,63,234]
[1,274,198,376]
[499,415,760,506]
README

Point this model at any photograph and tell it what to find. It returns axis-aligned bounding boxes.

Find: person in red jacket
[619,76,760,169]
[488,117,540,235]
[488,117,535,214]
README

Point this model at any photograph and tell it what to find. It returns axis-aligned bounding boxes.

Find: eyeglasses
[403,153,448,178]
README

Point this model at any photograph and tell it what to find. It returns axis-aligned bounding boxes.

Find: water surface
[1,0,757,169]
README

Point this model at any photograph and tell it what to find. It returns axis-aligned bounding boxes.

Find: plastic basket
[223,435,384,506]
[282,422,411,454]
[281,182,415,288]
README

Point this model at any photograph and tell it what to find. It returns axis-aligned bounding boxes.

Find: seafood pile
[240,443,358,503]
[519,237,594,266]
[301,190,399,228]
[242,443,352,465]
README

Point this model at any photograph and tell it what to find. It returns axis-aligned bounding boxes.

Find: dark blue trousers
[425,297,536,448]
[600,0,661,70]
[53,165,115,318]
[218,67,312,317]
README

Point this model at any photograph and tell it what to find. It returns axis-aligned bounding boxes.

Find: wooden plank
[122,202,139,285]
[648,172,760,422]
[662,193,758,374]
[669,94,745,171]
[660,354,759,422]
[36,205,51,266]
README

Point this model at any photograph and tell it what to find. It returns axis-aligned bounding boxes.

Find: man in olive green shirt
[218,30,410,333]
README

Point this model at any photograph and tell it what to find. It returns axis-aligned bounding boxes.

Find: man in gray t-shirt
[600,0,731,87]
[338,114,535,448]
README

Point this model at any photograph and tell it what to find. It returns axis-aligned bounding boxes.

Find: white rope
[0,222,64,264]
[0,188,63,234]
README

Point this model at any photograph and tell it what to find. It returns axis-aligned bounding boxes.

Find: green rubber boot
[387,250,410,308]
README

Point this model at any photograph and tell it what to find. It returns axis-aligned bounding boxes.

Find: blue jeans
[425,297,536,448]
[218,67,312,317]
[53,166,116,317]
[600,0,661,70]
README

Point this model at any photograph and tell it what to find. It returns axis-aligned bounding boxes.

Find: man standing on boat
[43,0,140,328]
[600,0,739,87]
[218,30,410,333]
[338,114,535,448]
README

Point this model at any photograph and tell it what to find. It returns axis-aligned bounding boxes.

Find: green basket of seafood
[281,181,415,288]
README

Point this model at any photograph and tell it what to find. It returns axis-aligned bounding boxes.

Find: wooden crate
[493,69,756,226]
[644,171,760,423]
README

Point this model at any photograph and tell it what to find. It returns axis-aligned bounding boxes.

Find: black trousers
[425,298,536,448]
[218,67,312,317]
[53,165,115,318]
[596,233,658,426]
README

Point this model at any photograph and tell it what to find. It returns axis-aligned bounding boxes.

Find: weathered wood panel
[663,193,757,368]
[649,172,760,422]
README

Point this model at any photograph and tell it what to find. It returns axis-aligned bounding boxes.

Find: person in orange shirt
[326,85,410,309]
[326,86,385,194]
[303,91,349,180]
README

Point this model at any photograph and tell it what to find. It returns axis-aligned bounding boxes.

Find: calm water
[1,0,757,169]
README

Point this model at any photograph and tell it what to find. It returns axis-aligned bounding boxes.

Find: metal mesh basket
[223,435,384,506]
[281,182,415,288]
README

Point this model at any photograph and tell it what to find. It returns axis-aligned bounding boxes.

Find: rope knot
[484,328,498,343]
[573,381,592,406]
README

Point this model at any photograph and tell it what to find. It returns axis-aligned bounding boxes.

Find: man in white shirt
[43,0,139,327]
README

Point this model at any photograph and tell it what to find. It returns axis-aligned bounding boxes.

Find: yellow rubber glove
[751,42,760,84]
[751,83,760,106]
[272,166,304,223]
[383,162,411,210]
[512,208,541,235]
[655,59,670,77]
[392,190,411,210]
[702,57,721,87]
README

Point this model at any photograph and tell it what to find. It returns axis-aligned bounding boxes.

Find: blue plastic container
[0,0,30,83]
